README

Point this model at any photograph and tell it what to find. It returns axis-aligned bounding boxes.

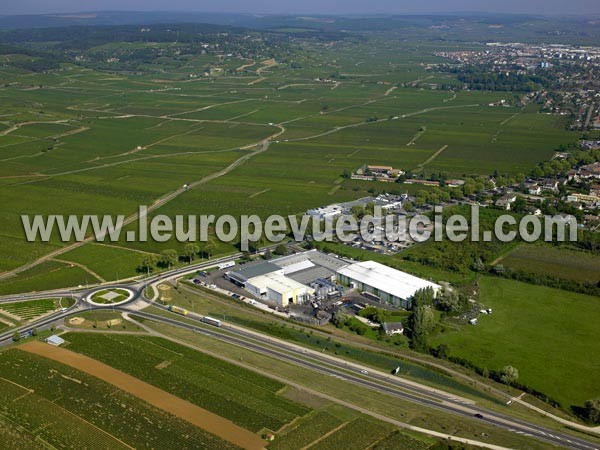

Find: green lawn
[431,277,600,410]
[89,288,130,304]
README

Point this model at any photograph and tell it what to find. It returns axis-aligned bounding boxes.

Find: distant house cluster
[580,140,600,150]
[524,178,562,196]
[566,192,600,207]
[352,164,405,182]
[568,162,600,181]
[307,194,407,221]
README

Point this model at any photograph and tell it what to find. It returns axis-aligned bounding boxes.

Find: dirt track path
[0,119,71,137]
[51,258,106,282]
[415,144,448,171]
[19,341,265,450]
[384,86,397,96]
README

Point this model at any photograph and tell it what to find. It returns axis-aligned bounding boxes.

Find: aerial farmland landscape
[0,1,599,449]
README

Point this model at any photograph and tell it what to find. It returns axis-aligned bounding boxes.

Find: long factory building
[226,250,440,309]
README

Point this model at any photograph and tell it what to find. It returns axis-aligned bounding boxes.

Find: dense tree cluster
[442,64,554,92]
[585,398,600,424]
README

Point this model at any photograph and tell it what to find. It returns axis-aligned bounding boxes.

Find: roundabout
[87,288,134,306]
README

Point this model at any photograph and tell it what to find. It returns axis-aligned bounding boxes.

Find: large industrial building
[225,261,282,286]
[226,250,441,310]
[272,250,348,284]
[225,251,342,307]
[336,260,441,309]
[244,272,314,307]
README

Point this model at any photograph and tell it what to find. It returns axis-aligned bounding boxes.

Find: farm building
[336,260,441,309]
[306,204,344,221]
[495,193,517,210]
[245,272,314,307]
[45,335,65,346]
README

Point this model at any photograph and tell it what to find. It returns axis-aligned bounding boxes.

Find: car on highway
[474,413,484,419]
[360,369,369,375]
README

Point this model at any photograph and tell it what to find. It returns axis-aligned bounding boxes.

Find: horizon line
[1,9,599,18]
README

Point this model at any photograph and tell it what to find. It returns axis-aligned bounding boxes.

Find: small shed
[45,335,65,346]
[382,322,404,336]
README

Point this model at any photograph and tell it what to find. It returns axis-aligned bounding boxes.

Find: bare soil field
[20,341,265,450]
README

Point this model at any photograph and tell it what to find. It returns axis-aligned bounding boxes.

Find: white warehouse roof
[281,259,315,275]
[337,260,441,300]
[247,272,311,295]
[45,335,65,346]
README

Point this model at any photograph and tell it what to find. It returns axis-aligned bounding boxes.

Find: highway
[0,251,598,450]
[121,308,599,450]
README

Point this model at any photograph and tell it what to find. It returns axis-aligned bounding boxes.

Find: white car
[360,369,369,375]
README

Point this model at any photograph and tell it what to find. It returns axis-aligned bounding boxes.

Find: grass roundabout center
[88,288,133,306]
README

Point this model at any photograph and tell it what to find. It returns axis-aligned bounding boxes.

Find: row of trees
[138,242,216,273]
[490,264,600,297]
[137,241,289,273]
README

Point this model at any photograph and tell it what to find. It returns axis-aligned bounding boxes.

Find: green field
[269,410,345,450]
[372,431,432,450]
[64,333,310,432]
[60,243,153,280]
[0,35,580,284]
[50,327,441,449]
[431,277,600,410]
[0,25,597,444]
[499,244,600,284]
[0,260,100,295]
[308,418,394,450]
[66,310,145,331]
[268,403,434,450]
[0,298,66,322]
[0,349,241,450]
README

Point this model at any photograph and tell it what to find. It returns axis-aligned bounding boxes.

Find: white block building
[245,272,315,307]
[336,260,441,309]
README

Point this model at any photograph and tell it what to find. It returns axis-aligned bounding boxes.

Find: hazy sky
[3,0,599,16]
